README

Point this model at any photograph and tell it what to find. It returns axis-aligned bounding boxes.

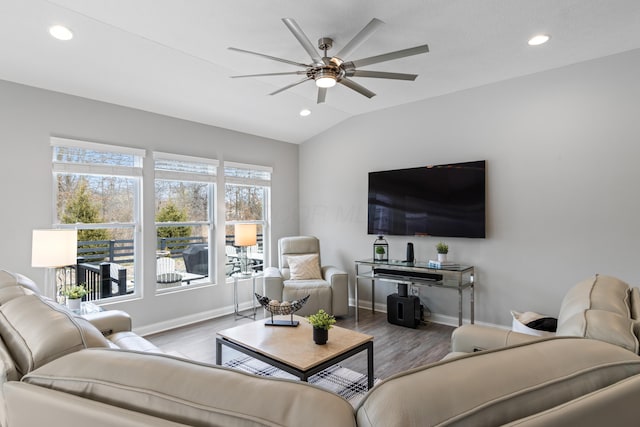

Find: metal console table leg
[233,273,260,320]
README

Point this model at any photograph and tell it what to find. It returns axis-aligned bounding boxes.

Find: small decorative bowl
[255,293,310,315]
[254,293,310,326]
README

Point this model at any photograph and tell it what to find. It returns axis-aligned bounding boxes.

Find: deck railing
[77,234,264,265]
[75,262,128,301]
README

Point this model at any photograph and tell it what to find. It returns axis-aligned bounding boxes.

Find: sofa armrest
[451,324,541,353]
[263,267,283,301]
[322,266,347,284]
[83,310,132,336]
[322,266,349,317]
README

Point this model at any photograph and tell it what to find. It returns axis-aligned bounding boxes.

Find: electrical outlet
[411,286,419,296]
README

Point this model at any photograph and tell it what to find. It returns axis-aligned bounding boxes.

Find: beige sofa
[3,270,640,426]
[0,270,356,427]
[451,274,640,355]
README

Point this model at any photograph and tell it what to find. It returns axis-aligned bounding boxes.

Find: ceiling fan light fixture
[315,68,337,88]
[229,18,430,102]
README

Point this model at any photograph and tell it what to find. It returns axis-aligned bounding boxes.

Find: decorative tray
[255,293,309,326]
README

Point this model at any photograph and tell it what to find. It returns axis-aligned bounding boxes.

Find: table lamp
[31,229,78,301]
[234,224,257,277]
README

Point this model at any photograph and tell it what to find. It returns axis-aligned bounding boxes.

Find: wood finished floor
[145,306,455,380]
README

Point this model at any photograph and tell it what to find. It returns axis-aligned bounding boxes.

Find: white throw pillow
[287,254,322,280]
[511,310,555,337]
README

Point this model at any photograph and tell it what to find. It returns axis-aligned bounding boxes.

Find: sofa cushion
[0,270,40,294]
[630,287,640,320]
[0,295,110,376]
[283,282,332,316]
[0,337,18,382]
[22,348,357,427]
[556,309,639,353]
[287,254,322,280]
[356,337,640,427]
[0,286,34,305]
[557,275,630,329]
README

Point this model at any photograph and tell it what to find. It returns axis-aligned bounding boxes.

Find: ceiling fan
[228,18,429,103]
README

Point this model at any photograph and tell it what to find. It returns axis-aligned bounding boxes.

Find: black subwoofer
[387,293,421,328]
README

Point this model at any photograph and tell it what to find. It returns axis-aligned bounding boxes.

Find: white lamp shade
[31,229,78,267]
[234,224,257,247]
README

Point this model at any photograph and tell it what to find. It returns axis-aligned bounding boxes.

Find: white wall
[300,48,640,326]
[0,79,299,332]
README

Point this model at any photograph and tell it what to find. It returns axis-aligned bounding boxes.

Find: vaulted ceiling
[2,0,640,143]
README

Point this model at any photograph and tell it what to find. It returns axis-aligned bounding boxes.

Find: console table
[354,259,475,326]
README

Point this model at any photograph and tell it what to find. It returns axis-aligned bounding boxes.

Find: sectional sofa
[1,269,640,426]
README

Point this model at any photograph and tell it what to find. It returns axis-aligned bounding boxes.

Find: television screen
[367,160,486,238]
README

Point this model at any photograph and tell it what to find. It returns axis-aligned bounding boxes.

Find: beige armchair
[263,236,349,317]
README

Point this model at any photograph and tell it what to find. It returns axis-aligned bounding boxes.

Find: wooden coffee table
[216,315,374,389]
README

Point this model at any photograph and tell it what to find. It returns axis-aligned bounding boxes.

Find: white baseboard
[351,298,506,330]
[134,301,258,336]
[137,300,506,337]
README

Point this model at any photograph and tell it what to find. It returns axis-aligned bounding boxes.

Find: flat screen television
[367,160,486,238]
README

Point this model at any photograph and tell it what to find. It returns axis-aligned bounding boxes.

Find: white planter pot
[67,298,82,312]
[437,253,447,262]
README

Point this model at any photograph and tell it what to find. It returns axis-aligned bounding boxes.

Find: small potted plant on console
[307,309,336,345]
[436,242,449,262]
[63,284,87,312]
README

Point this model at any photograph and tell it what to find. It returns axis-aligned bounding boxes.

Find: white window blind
[224,161,272,186]
[154,152,218,182]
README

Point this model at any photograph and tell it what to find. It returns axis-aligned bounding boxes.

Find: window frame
[51,136,144,302]
[224,161,272,280]
[154,152,218,291]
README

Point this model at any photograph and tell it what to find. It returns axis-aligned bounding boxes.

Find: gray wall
[0,79,299,332]
[300,48,640,326]
[3,47,639,331]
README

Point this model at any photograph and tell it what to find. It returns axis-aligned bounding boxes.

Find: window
[154,152,217,290]
[52,137,143,302]
[224,162,272,277]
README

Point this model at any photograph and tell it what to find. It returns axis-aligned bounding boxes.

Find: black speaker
[387,294,421,328]
[397,283,408,297]
[406,242,414,263]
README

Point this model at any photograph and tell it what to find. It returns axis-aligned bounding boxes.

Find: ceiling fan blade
[231,71,308,78]
[348,44,429,68]
[282,18,324,65]
[228,47,310,68]
[334,18,384,61]
[346,70,418,81]
[339,78,376,98]
[317,87,327,104]
[269,77,313,96]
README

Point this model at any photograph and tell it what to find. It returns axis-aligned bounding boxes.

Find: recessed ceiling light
[299,109,311,117]
[49,25,73,41]
[528,34,550,46]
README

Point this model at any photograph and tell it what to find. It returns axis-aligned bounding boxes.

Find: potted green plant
[375,245,386,260]
[63,285,87,311]
[436,242,449,262]
[307,309,336,345]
